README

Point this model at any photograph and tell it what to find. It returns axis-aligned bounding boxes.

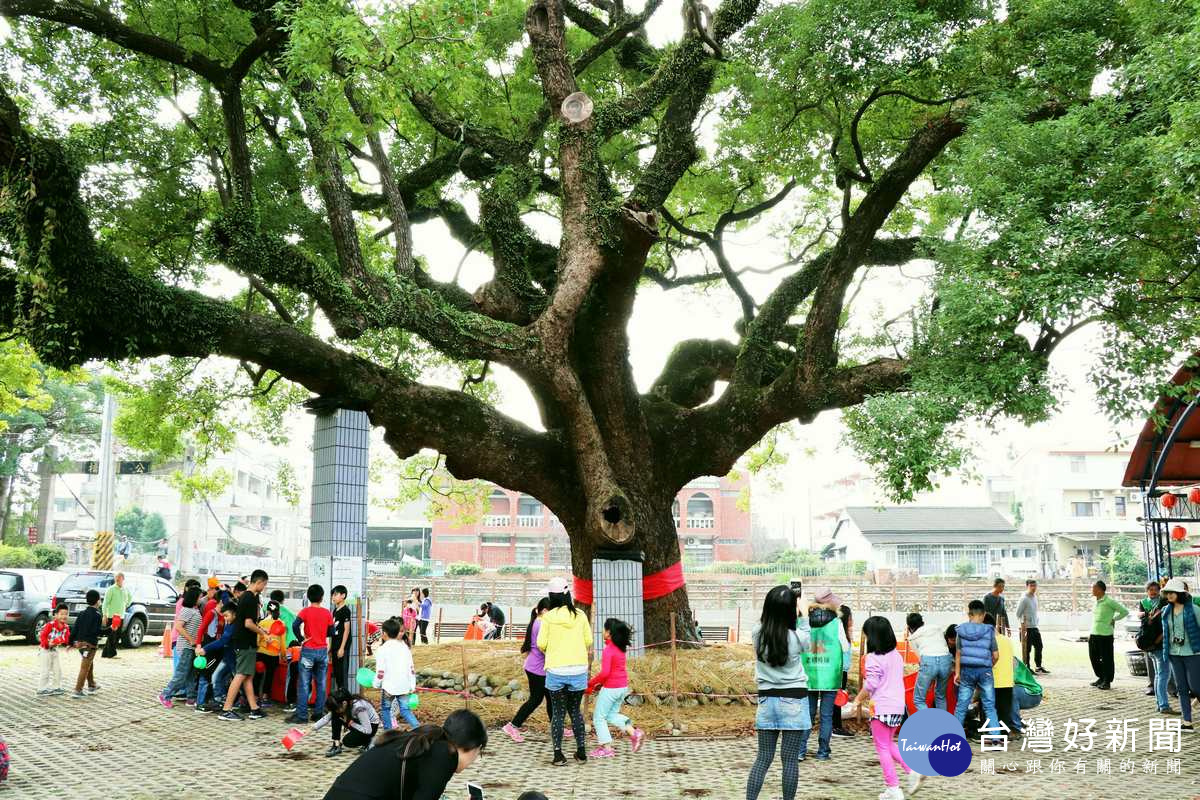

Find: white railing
[482,514,511,527]
[673,517,681,528]
[688,517,716,529]
[516,515,543,528]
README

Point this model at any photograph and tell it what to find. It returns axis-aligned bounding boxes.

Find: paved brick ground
[0,637,1197,799]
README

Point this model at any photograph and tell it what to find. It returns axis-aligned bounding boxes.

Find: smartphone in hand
[467,783,484,800]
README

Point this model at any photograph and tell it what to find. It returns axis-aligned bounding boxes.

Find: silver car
[0,568,65,643]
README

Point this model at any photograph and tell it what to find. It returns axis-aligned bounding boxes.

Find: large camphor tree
[1,0,1197,641]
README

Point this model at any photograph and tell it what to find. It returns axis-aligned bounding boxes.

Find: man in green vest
[101,572,132,659]
[798,588,850,762]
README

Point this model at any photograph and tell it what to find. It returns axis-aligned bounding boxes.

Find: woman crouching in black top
[324,709,486,800]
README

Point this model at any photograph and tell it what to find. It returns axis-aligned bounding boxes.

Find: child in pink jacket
[587,618,645,758]
[853,616,922,800]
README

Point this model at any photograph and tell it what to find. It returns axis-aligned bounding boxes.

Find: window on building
[247,476,263,496]
[517,494,543,517]
[671,498,680,527]
[717,538,741,545]
[515,546,544,566]
[436,535,476,543]
[897,545,940,575]
[1072,502,1097,517]
[237,471,248,489]
[53,498,74,514]
[686,492,714,518]
[1025,548,1034,558]
[489,489,511,516]
[1114,496,1127,517]
[1069,455,1086,473]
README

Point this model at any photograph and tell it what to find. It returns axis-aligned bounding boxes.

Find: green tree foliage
[114,506,168,543]
[1103,534,1149,585]
[30,542,65,569]
[953,558,977,579]
[0,544,35,568]
[2,0,1197,638]
[447,562,483,576]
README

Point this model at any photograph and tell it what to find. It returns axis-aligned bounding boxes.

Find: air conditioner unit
[1089,490,1104,500]
[1129,491,1143,503]
[686,537,697,546]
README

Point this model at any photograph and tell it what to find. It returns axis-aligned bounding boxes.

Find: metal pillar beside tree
[308,409,370,683]
[591,551,645,659]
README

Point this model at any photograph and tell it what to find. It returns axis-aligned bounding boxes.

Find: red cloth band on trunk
[571,561,685,605]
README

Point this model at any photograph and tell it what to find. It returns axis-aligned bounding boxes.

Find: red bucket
[110,614,122,631]
[282,727,305,750]
[834,689,849,707]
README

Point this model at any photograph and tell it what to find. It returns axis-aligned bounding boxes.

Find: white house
[829,506,1045,578]
[1011,448,1143,574]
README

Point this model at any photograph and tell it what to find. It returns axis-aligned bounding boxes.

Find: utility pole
[177,446,194,574]
[92,395,117,569]
[36,444,56,544]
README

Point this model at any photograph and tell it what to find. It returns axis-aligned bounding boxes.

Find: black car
[53,570,178,648]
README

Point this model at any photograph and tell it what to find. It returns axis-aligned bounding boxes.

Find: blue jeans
[213,660,232,704]
[1152,648,1172,711]
[381,691,420,730]
[545,671,588,692]
[296,646,329,722]
[163,650,196,700]
[1011,685,1041,731]
[593,686,631,745]
[954,665,997,730]
[913,655,952,711]
[1168,653,1200,723]
[798,690,835,758]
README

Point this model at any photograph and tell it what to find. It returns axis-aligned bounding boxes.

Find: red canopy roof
[1173,549,1200,557]
[1123,356,1200,488]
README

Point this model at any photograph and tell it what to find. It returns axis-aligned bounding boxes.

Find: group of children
[499,578,645,765]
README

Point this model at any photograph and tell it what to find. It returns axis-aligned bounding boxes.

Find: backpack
[1136,605,1161,652]
[0,734,9,782]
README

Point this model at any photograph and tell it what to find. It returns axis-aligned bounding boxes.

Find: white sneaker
[878,787,904,800]
[906,771,924,796]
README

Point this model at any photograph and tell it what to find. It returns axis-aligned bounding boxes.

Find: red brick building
[430,475,752,568]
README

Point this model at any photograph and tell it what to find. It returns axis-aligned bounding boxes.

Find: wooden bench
[434,622,470,642]
[699,625,733,643]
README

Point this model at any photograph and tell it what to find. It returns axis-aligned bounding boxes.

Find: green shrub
[498,565,529,575]
[0,544,36,568]
[394,563,429,578]
[953,558,976,578]
[31,543,67,570]
[447,562,482,576]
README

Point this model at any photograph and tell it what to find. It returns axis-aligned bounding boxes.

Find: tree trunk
[565,491,701,647]
[0,477,13,543]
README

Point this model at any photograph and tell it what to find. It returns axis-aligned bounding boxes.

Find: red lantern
[1190,487,1200,504]
[1171,525,1187,541]
[1162,493,1178,509]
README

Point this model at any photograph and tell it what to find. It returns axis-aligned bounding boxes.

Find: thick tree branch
[648,338,737,407]
[1,0,226,85]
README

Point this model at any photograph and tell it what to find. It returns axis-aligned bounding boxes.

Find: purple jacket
[523,619,546,676]
[863,649,906,716]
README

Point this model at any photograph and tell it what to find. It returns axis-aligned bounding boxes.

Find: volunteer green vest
[801,622,843,690]
[1013,659,1043,696]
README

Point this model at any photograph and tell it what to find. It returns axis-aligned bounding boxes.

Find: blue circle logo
[897,709,972,777]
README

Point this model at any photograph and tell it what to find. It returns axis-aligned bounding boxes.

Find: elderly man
[101,572,132,659]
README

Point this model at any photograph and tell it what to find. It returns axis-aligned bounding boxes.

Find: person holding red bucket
[906,612,952,712]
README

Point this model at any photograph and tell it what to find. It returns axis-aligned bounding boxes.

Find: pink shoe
[502,723,525,743]
[158,693,174,708]
[589,745,615,758]
[630,729,645,753]
[563,727,574,739]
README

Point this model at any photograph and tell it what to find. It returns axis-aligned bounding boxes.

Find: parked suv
[53,570,178,648]
[0,569,65,643]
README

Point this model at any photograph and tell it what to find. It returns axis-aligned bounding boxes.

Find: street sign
[73,460,151,474]
[27,526,37,545]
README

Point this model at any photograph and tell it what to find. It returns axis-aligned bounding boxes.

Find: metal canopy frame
[1135,395,1200,582]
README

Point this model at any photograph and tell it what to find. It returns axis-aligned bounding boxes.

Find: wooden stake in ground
[461,644,470,709]
[436,607,444,644]
[670,614,679,732]
[735,606,741,643]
